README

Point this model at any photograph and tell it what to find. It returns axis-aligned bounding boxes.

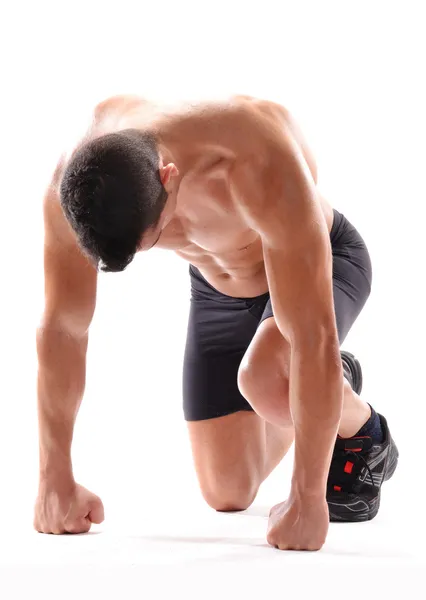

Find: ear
[159,163,179,187]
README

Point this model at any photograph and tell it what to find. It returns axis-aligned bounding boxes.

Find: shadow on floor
[130,533,267,547]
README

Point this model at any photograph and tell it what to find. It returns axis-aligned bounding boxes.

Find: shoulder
[222,96,296,154]
[228,97,318,183]
[93,94,156,120]
[154,95,285,157]
[46,93,153,200]
[43,94,157,250]
[55,94,155,173]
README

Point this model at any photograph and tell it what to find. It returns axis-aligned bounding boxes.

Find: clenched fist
[34,481,105,534]
[267,492,329,551]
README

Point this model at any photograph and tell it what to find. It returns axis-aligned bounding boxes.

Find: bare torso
[156,153,333,298]
[65,94,335,297]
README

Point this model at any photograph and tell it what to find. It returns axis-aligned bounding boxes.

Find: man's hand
[267,491,329,551]
[34,480,105,534]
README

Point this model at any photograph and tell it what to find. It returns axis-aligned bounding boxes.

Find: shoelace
[345,450,376,491]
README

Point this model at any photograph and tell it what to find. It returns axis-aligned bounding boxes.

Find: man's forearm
[37,326,88,481]
[290,337,344,496]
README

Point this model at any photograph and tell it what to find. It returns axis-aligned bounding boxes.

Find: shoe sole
[328,436,399,523]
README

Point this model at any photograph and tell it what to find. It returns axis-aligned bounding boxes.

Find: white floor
[1,445,423,599]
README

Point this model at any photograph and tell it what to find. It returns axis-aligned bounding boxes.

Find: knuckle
[52,521,66,534]
[308,542,321,551]
[65,521,89,534]
[68,527,86,535]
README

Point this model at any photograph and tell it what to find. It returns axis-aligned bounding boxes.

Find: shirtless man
[34,95,398,551]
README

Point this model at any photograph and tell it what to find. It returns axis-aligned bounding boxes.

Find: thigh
[183,266,267,421]
[332,254,372,344]
[330,210,373,343]
[183,267,290,509]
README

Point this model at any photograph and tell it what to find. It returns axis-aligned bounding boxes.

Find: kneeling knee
[202,478,259,512]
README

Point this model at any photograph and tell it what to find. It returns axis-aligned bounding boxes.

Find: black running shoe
[341,350,363,395]
[327,414,399,522]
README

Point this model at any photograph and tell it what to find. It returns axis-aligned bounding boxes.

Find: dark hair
[59,129,168,272]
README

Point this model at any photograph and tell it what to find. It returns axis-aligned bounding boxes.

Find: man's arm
[230,120,343,498]
[37,173,98,482]
[35,170,104,534]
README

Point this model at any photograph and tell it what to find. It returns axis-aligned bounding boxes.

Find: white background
[1,1,425,597]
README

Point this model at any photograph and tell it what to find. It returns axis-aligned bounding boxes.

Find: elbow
[289,322,341,366]
[37,312,91,342]
[36,321,89,360]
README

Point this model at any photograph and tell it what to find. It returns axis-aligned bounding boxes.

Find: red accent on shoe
[344,461,354,474]
[334,485,342,492]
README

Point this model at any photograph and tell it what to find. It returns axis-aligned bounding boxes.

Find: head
[59,129,179,272]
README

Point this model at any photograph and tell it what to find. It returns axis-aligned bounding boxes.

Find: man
[35,94,398,551]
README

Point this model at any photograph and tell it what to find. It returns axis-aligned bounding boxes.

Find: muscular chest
[157,160,258,254]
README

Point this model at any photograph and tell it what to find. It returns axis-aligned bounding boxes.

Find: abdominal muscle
[158,192,334,299]
[177,235,269,298]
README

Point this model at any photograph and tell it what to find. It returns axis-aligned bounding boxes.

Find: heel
[341,351,363,395]
[384,440,399,482]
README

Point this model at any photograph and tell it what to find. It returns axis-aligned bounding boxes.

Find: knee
[237,359,270,399]
[237,359,292,426]
[201,475,259,512]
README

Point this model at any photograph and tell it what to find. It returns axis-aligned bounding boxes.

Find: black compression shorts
[183,209,372,421]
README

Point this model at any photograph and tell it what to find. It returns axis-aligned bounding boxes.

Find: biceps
[42,212,97,337]
[43,244,97,336]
